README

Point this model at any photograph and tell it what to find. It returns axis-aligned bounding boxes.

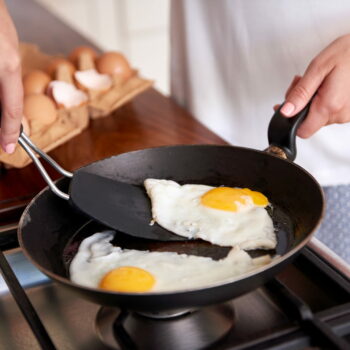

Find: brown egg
[46,58,76,78]
[95,52,133,79]
[23,94,57,134]
[23,70,51,95]
[69,46,98,67]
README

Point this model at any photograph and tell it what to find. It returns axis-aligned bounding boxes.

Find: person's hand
[279,34,350,138]
[0,0,23,153]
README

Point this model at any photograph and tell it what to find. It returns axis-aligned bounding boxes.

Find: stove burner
[137,308,194,319]
[95,303,235,350]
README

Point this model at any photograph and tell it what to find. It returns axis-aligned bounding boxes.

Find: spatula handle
[18,133,72,200]
[0,107,72,200]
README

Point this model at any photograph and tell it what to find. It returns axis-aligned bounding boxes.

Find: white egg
[47,80,88,108]
[144,179,276,250]
[69,231,272,293]
[74,69,112,91]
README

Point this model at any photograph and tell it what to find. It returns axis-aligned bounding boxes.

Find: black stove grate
[264,278,349,349]
[0,249,56,350]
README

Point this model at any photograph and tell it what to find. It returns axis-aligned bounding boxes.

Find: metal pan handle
[266,99,313,161]
[0,108,72,200]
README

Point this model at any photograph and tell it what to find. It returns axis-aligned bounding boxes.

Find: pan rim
[17,144,325,297]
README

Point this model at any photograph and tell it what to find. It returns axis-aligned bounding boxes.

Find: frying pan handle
[267,99,313,161]
[0,107,72,200]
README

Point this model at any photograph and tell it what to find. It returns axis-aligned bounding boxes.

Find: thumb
[0,70,23,153]
[280,64,327,117]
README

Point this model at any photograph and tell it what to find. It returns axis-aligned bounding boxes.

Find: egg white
[144,179,276,250]
[69,231,272,292]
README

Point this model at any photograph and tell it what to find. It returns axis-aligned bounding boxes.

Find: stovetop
[0,202,349,350]
[1,239,349,350]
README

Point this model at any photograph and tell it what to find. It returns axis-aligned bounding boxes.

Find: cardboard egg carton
[0,107,89,168]
[88,73,153,118]
[0,43,153,168]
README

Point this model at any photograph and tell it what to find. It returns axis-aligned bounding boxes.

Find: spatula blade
[69,171,187,241]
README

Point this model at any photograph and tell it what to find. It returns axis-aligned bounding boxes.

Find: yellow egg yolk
[99,266,155,292]
[201,187,268,212]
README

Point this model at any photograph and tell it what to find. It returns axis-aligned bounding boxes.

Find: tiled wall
[35,0,170,94]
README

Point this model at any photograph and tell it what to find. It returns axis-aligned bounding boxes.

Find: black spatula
[15,129,186,241]
[70,170,183,241]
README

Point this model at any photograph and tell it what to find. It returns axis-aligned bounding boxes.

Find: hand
[279,34,350,138]
[0,1,23,153]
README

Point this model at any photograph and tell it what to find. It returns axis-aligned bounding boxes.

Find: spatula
[13,127,186,241]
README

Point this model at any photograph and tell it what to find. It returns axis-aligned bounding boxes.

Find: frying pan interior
[77,145,322,247]
[18,145,324,311]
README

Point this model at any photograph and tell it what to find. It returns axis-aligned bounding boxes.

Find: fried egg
[69,231,272,293]
[144,179,276,250]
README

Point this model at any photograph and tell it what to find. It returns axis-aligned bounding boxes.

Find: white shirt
[170,0,350,186]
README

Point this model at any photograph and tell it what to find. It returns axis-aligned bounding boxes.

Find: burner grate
[265,278,349,349]
[0,249,56,350]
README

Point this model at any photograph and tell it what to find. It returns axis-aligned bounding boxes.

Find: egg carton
[0,106,89,169]
[0,43,153,168]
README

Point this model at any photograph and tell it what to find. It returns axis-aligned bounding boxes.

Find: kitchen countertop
[0,0,226,213]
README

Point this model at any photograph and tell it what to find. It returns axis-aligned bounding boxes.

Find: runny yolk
[201,187,268,212]
[99,266,155,292]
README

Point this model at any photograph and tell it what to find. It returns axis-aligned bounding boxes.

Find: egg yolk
[201,187,268,212]
[99,266,155,292]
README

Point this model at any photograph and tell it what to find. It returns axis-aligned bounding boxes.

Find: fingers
[285,75,302,99]
[296,94,329,138]
[0,59,23,153]
[296,66,350,138]
[0,2,23,153]
[275,35,350,137]
[280,59,330,117]
[272,76,301,112]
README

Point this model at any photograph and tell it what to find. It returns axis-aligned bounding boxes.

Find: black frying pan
[17,104,324,312]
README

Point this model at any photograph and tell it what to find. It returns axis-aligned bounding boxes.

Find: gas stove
[0,211,350,350]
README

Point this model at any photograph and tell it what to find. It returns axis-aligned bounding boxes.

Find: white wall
[35,0,170,95]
